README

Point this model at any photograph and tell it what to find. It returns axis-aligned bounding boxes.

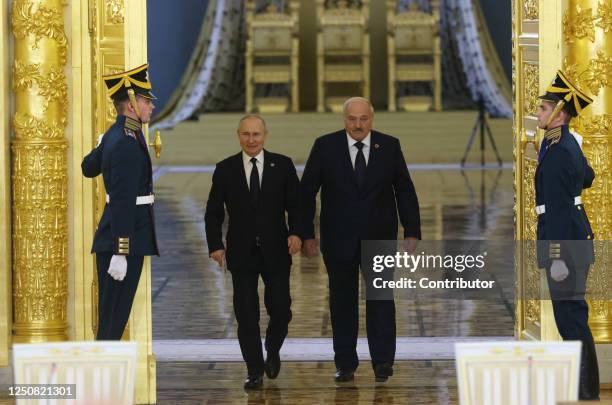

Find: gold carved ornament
[523,0,538,20]
[564,2,612,43]
[106,0,125,24]
[13,62,68,119]
[10,0,69,342]
[11,1,68,64]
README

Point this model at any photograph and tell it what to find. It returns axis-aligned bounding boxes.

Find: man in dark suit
[535,70,599,400]
[301,97,421,383]
[205,115,301,390]
[81,64,159,340]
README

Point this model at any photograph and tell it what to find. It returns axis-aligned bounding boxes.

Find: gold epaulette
[544,127,562,146]
[125,116,141,131]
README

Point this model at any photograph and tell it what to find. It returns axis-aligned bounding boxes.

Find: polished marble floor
[151,168,515,341]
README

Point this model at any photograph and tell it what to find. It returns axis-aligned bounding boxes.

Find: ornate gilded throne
[386,0,441,112]
[316,0,370,112]
[245,0,300,113]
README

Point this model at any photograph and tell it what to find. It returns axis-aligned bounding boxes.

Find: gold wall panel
[563,0,612,343]
[516,0,612,344]
[0,0,12,366]
[11,0,69,343]
[514,0,543,340]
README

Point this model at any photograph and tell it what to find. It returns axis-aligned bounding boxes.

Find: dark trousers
[231,247,292,376]
[546,264,599,398]
[546,263,592,340]
[324,255,396,371]
[96,253,144,340]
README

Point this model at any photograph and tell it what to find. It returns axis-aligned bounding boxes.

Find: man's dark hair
[113,95,130,114]
[562,109,572,124]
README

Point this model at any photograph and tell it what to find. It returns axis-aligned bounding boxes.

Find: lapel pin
[374,144,380,149]
[270,163,275,167]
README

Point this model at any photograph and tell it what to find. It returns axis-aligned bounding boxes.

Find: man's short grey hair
[342,97,374,117]
[238,114,268,131]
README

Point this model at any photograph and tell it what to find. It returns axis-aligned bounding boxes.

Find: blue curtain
[147,0,209,117]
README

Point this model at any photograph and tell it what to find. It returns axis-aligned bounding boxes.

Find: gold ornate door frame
[514,0,565,342]
[72,0,155,402]
[0,0,12,367]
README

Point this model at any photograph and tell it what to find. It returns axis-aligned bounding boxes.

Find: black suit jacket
[204,150,300,272]
[301,130,421,261]
[535,125,595,269]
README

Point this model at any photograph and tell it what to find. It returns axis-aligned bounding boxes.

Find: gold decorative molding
[523,159,540,323]
[564,1,612,43]
[13,113,65,140]
[523,0,538,20]
[564,53,612,96]
[0,0,12,366]
[523,64,539,116]
[11,1,68,64]
[106,0,125,25]
[581,51,612,95]
[574,114,611,136]
[596,1,612,32]
[11,0,69,343]
[582,135,611,240]
[564,5,596,42]
[11,142,68,321]
[13,62,68,116]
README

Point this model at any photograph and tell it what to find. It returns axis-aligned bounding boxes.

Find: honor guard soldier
[535,70,599,400]
[82,64,159,340]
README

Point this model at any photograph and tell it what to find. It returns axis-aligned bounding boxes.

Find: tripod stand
[460,97,503,167]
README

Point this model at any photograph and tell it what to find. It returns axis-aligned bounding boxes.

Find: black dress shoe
[265,352,281,379]
[374,363,394,382]
[243,374,263,390]
[334,368,355,382]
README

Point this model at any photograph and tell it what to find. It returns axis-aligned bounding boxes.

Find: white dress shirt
[243,150,264,189]
[346,132,371,168]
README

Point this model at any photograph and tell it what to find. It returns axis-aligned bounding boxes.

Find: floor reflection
[152,168,515,340]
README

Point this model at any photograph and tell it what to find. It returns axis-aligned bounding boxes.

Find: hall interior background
[1,0,611,404]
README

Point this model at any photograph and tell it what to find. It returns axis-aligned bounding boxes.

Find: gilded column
[11,0,69,342]
[562,0,612,343]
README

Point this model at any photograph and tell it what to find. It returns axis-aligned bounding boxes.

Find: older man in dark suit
[205,115,301,390]
[301,97,421,383]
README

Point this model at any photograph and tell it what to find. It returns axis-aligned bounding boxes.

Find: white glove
[96,133,104,147]
[108,255,127,281]
[550,259,569,282]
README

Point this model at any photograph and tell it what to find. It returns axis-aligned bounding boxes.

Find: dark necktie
[354,141,366,189]
[250,157,260,204]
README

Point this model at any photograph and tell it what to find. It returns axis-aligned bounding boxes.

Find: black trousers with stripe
[95,253,144,340]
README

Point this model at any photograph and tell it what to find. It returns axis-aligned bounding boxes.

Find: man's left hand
[404,237,418,254]
[288,235,302,255]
